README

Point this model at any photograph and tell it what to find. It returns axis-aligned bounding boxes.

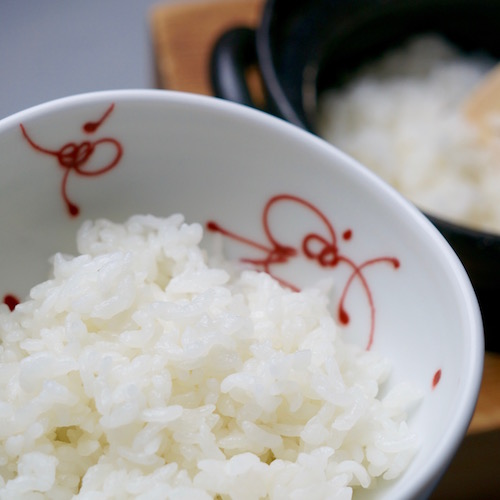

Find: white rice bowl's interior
[1,214,422,499]
[0,90,483,499]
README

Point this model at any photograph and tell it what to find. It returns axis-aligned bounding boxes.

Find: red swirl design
[19,103,122,217]
[207,194,400,350]
[2,294,19,311]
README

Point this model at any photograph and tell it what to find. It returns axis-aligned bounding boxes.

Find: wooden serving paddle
[463,64,500,145]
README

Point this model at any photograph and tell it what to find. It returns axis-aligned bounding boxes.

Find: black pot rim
[254,0,500,246]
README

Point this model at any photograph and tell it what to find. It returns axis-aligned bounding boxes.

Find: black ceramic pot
[210,0,500,351]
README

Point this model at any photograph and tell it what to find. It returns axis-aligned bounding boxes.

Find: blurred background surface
[0,0,190,118]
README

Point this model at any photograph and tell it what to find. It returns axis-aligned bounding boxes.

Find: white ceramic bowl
[0,90,483,499]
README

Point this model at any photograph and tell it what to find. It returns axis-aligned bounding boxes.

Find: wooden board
[150,0,264,96]
[469,351,500,434]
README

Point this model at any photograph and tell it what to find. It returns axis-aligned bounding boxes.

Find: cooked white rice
[318,35,499,233]
[0,214,420,499]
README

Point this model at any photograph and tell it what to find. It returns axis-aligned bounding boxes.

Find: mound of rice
[0,215,420,499]
[318,35,499,234]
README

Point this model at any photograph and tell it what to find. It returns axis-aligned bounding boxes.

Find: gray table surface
[0,0,199,119]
